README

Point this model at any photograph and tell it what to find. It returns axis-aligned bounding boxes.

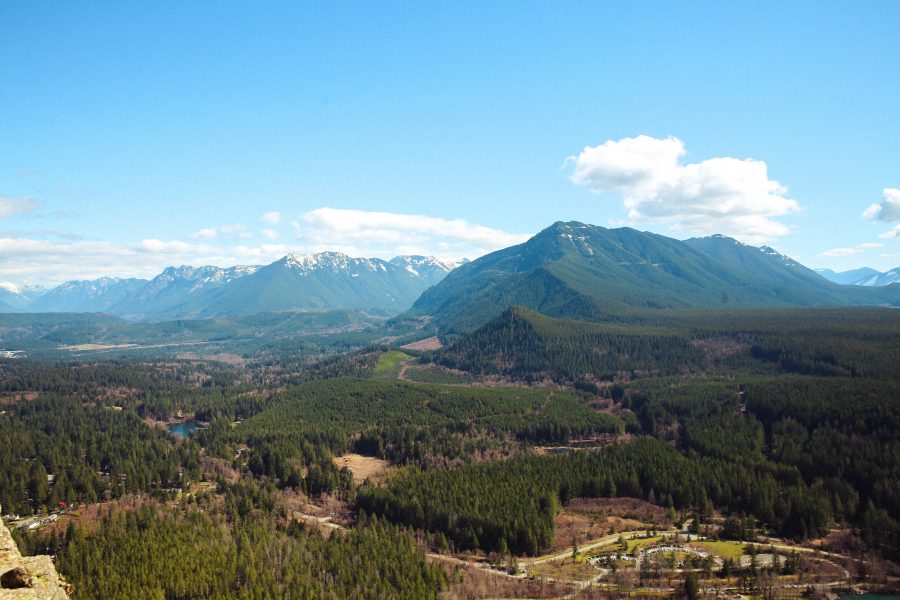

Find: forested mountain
[436,306,707,381]
[408,221,900,334]
[434,305,900,383]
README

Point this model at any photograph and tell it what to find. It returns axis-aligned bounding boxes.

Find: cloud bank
[569,135,800,244]
[0,208,528,286]
[293,208,530,261]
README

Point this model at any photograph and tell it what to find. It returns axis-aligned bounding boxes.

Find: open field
[400,336,443,351]
[332,453,391,484]
[696,540,746,561]
[372,350,411,379]
[625,536,663,553]
[61,343,138,351]
[529,556,598,581]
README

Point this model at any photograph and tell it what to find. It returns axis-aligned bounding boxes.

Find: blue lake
[168,421,202,439]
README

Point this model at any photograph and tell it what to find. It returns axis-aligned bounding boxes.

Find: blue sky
[1,1,899,284]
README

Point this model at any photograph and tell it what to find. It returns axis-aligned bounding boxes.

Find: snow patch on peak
[390,255,462,274]
[281,252,386,274]
[758,246,800,267]
[704,234,749,246]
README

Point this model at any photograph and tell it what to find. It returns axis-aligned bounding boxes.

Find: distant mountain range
[1,253,460,321]
[407,222,900,334]
[816,266,900,287]
[3,223,899,326]
[0,283,47,312]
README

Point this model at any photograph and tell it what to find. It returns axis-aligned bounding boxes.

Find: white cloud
[138,239,211,254]
[862,188,900,222]
[821,247,861,257]
[0,196,41,219]
[293,207,530,261]
[569,135,800,244]
[219,223,251,238]
[262,211,281,225]
[191,227,217,240]
[261,228,280,240]
[820,241,885,257]
[879,224,900,239]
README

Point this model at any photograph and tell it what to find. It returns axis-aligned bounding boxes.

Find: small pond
[168,421,202,439]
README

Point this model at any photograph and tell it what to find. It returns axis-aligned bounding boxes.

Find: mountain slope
[0,283,46,311]
[388,255,459,287]
[816,266,900,287]
[409,221,900,334]
[27,277,148,313]
[436,306,707,381]
[17,253,456,319]
[183,252,451,317]
[816,267,881,286]
[110,264,260,319]
[863,267,900,286]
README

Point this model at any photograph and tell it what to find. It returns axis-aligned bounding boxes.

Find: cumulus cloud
[191,227,217,240]
[862,188,900,222]
[293,207,530,261]
[569,135,800,244]
[261,228,280,240]
[879,224,900,239]
[262,211,281,225]
[0,196,41,219]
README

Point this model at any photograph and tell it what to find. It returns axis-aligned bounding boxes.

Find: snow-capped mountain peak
[281,252,386,274]
[0,282,21,294]
[389,255,462,276]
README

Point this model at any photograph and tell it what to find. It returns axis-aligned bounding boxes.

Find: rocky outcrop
[0,507,69,600]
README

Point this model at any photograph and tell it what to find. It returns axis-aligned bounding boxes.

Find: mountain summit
[409,221,900,334]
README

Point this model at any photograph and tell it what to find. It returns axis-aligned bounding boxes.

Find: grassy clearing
[625,536,662,553]
[372,351,410,379]
[696,540,745,561]
[528,558,597,581]
[332,453,391,484]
